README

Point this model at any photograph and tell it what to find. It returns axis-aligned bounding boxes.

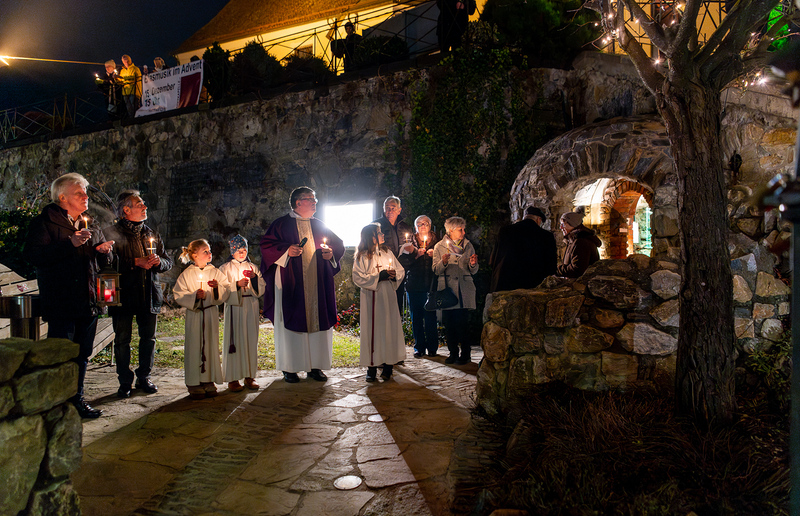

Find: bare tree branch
[621,0,671,53]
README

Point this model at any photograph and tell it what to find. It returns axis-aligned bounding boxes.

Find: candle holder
[96,265,121,307]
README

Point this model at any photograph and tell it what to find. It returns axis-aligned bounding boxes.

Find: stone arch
[510,115,678,259]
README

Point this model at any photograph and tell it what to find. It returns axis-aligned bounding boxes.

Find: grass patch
[91,311,362,370]
[475,383,789,515]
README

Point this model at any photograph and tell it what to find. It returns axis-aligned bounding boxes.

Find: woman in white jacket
[352,223,406,382]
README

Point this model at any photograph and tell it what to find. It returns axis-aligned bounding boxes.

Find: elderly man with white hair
[24,172,115,418]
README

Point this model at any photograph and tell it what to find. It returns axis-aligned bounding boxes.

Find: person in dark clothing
[557,211,602,278]
[95,60,125,120]
[373,196,413,315]
[490,206,557,292]
[343,21,363,72]
[23,173,115,419]
[103,190,173,398]
[436,0,476,52]
[398,215,440,358]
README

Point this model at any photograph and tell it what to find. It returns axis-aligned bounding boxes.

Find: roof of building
[175,0,390,55]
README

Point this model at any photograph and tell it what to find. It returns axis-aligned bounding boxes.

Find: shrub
[0,184,48,279]
[354,35,409,69]
[230,41,283,95]
[282,55,334,85]
[202,42,232,102]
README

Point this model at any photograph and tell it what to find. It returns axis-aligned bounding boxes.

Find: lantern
[96,266,121,307]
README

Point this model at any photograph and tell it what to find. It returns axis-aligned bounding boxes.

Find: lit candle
[104,288,114,303]
[82,216,88,230]
[405,233,409,243]
[323,237,327,247]
[423,235,427,249]
[148,237,155,254]
[199,272,203,291]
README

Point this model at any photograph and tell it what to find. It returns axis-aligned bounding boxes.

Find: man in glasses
[373,196,413,315]
[260,186,345,383]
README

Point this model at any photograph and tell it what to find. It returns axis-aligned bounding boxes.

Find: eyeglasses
[416,222,430,227]
[298,197,317,203]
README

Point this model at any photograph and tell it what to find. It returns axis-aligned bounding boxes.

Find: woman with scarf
[432,216,479,365]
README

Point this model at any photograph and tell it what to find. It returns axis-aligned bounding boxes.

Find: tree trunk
[658,82,736,426]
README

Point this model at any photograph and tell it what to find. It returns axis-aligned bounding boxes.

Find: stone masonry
[0,337,83,516]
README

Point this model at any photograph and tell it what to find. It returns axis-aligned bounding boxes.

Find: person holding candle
[373,196,413,316]
[102,190,173,398]
[352,223,406,381]
[23,173,115,419]
[174,240,230,399]
[220,235,265,392]
[398,215,440,358]
[95,59,124,120]
[260,186,345,383]
[432,216,479,365]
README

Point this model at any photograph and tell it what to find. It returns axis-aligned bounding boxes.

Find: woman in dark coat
[398,215,440,358]
[557,211,601,278]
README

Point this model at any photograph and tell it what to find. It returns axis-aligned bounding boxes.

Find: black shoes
[74,398,102,419]
[445,355,457,364]
[380,365,393,381]
[117,384,132,398]
[413,352,423,358]
[136,378,158,394]
[455,357,471,365]
[366,367,377,382]
[308,369,328,381]
[283,371,300,383]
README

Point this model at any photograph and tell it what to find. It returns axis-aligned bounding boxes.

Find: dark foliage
[202,43,232,102]
[479,0,600,68]
[230,41,283,95]
[475,382,789,515]
[354,36,410,69]
[282,55,334,85]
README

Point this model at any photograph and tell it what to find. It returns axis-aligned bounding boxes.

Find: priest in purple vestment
[260,186,345,383]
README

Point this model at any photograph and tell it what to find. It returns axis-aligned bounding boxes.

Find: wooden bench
[0,263,114,358]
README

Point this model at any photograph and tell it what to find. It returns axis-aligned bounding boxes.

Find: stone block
[735,318,755,339]
[564,353,607,391]
[650,299,679,328]
[627,253,651,270]
[565,325,614,353]
[481,322,512,363]
[736,217,763,239]
[761,319,784,342]
[732,275,753,303]
[755,272,790,297]
[0,415,46,515]
[0,339,32,383]
[25,480,80,516]
[12,362,78,415]
[650,270,680,300]
[587,276,648,309]
[778,302,790,316]
[43,404,83,479]
[543,333,564,354]
[752,303,775,320]
[594,308,625,328]
[616,323,677,356]
[0,385,13,419]
[23,339,80,368]
[504,295,545,333]
[508,355,549,394]
[512,334,543,354]
[652,206,678,237]
[601,352,639,388]
[657,260,678,271]
[544,295,584,327]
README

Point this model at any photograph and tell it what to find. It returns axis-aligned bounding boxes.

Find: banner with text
[136,60,204,117]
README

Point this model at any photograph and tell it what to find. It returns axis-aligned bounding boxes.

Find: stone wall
[0,337,83,515]
[477,253,790,419]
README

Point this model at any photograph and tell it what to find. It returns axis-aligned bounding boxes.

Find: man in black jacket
[373,196,413,315]
[103,190,173,398]
[24,173,115,419]
[489,206,557,292]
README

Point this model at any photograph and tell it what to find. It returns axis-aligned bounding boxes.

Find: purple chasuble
[260,213,344,332]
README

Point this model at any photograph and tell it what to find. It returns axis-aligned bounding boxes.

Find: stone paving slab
[72,347,488,516]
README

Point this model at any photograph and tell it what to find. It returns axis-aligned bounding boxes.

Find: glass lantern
[97,266,121,307]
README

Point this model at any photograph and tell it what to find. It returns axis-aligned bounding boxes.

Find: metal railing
[0,94,106,145]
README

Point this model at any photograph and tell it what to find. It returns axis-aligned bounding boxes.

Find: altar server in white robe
[174,239,230,399]
[220,235,265,392]
[352,222,406,382]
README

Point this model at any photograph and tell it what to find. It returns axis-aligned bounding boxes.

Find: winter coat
[398,232,439,293]
[432,235,479,310]
[120,63,142,97]
[23,203,112,320]
[103,221,173,315]
[557,224,602,278]
[372,215,414,259]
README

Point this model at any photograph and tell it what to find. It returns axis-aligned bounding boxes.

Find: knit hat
[229,234,248,255]
[560,211,584,228]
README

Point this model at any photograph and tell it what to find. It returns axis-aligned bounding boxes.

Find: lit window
[319,202,376,247]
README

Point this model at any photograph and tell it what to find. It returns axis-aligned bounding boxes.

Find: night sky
[0,0,230,110]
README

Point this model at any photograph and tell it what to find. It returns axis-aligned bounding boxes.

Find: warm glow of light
[0,55,103,66]
[654,57,662,65]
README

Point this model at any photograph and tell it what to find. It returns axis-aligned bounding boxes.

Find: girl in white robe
[220,235,266,392]
[173,239,230,399]
[352,223,406,381]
